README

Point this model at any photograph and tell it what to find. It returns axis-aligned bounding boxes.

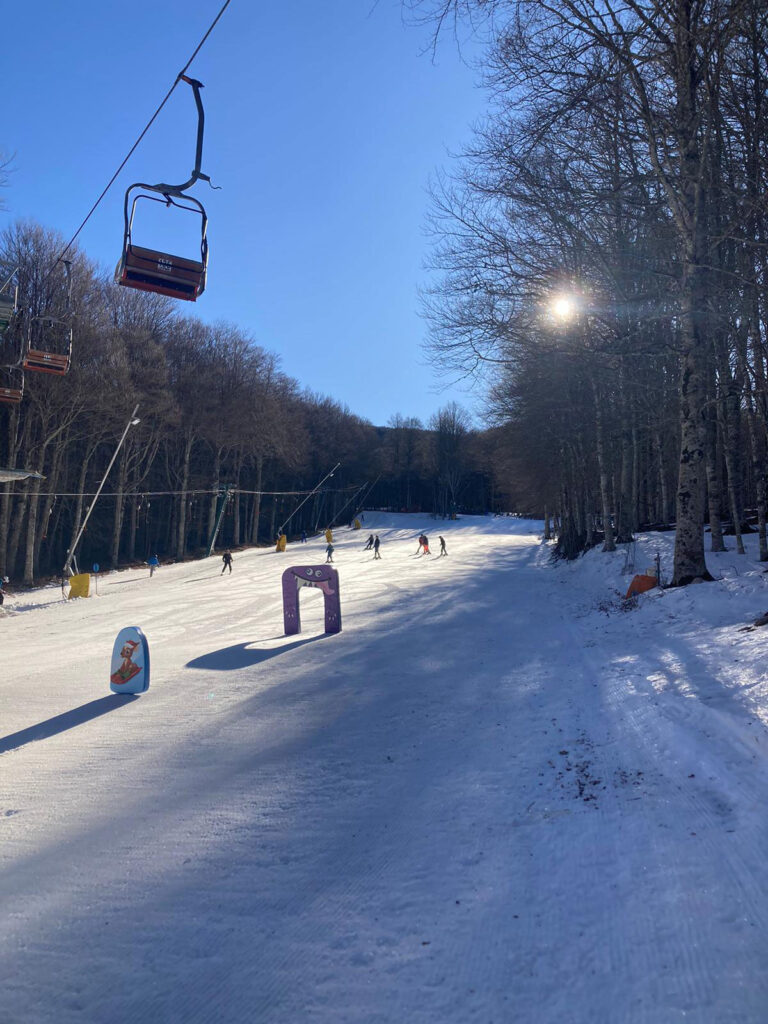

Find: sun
[551,294,577,321]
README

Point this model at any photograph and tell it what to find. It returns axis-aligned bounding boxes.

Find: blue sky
[1,1,487,426]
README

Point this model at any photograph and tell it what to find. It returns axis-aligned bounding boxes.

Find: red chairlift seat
[116,242,206,302]
[0,366,24,404]
[22,317,72,375]
[22,348,71,375]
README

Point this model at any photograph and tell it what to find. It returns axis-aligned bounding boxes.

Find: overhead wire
[29,486,360,498]
[50,0,234,272]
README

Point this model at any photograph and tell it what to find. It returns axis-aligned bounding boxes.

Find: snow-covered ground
[2,514,768,1023]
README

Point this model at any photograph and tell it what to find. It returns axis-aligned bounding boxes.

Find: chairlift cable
[25,485,360,498]
[49,0,234,274]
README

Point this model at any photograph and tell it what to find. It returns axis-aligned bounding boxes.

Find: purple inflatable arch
[282,565,342,635]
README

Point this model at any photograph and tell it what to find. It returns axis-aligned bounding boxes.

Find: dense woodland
[9,0,765,588]
[413,0,768,584]
[0,223,504,584]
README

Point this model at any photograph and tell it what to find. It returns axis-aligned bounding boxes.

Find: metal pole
[207,483,231,556]
[278,463,340,538]
[63,404,140,577]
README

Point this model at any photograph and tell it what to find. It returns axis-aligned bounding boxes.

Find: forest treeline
[412,0,768,584]
[0,222,506,584]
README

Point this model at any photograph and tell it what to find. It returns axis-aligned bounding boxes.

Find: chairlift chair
[115,192,208,301]
[22,316,73,375]
[21,260,74,375]
[0,365,24,404]
[0,273,19,336]
[115,75,213,303]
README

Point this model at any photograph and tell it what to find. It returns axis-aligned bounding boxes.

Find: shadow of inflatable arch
[282,565,341,635]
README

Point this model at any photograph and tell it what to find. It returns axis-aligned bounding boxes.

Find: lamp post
[63,404,141,577]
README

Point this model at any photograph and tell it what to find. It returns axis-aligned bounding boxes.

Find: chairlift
[0,270,19,336]
[0,365,24,404]
[21,260,74,376]
[23,316,73,375]
[115,75,213,302]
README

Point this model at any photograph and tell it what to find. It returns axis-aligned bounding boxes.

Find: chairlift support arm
[149,75,211,197]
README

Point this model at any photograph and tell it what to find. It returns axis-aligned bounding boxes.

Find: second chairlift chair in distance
[0,270,23,402]
[115,75,213,302]
[22,260,74,375]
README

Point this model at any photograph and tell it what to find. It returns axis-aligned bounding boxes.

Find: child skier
[148,554,160,577]
[325,543,334,563]
[221,550,233,574]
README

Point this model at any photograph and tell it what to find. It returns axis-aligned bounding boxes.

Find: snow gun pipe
[278,463,341,537]
[63,404,140,577]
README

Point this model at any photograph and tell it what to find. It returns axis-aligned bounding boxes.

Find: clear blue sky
[1,1,486,426]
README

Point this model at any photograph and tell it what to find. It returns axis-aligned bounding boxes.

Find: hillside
[2,514,767,1023]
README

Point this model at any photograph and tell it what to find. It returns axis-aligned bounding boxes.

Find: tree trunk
[592,380,615,552]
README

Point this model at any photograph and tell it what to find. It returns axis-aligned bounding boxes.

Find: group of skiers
[221,527,447,572]
[5,526,449,599]
[415,533,447,557]
[362,534,382,558]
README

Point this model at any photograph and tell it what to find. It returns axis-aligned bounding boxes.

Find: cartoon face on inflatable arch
[282,565,341,635]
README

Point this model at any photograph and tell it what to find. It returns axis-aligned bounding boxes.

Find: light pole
[63,404,141,577]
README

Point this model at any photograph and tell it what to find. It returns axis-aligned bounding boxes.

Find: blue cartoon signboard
[110,626,150,694]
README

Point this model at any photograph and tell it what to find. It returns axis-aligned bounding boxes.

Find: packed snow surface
[2,514,768,1023]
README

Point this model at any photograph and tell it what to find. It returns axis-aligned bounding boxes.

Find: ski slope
[2,514,768,1023]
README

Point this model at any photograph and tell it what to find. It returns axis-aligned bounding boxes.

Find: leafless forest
[0,222,501,584]
[413,0,768,584]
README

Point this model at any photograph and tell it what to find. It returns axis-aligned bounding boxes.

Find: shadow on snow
[0,694,139,755]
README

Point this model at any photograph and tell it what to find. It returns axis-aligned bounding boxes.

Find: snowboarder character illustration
[221,550,233,574]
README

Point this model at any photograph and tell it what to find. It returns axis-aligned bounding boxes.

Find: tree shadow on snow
[185,634,328,672]
[0,694,139,755]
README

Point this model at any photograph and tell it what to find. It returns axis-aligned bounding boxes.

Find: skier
[301,530,308,543]
[438,536,447,556]
[415,534,425,555]
[325,543,334,563]
[373,536,381,559]
[422,535,431,555]
[221,550,233,574]
[364,534,374,550]
[148,554,159,577]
